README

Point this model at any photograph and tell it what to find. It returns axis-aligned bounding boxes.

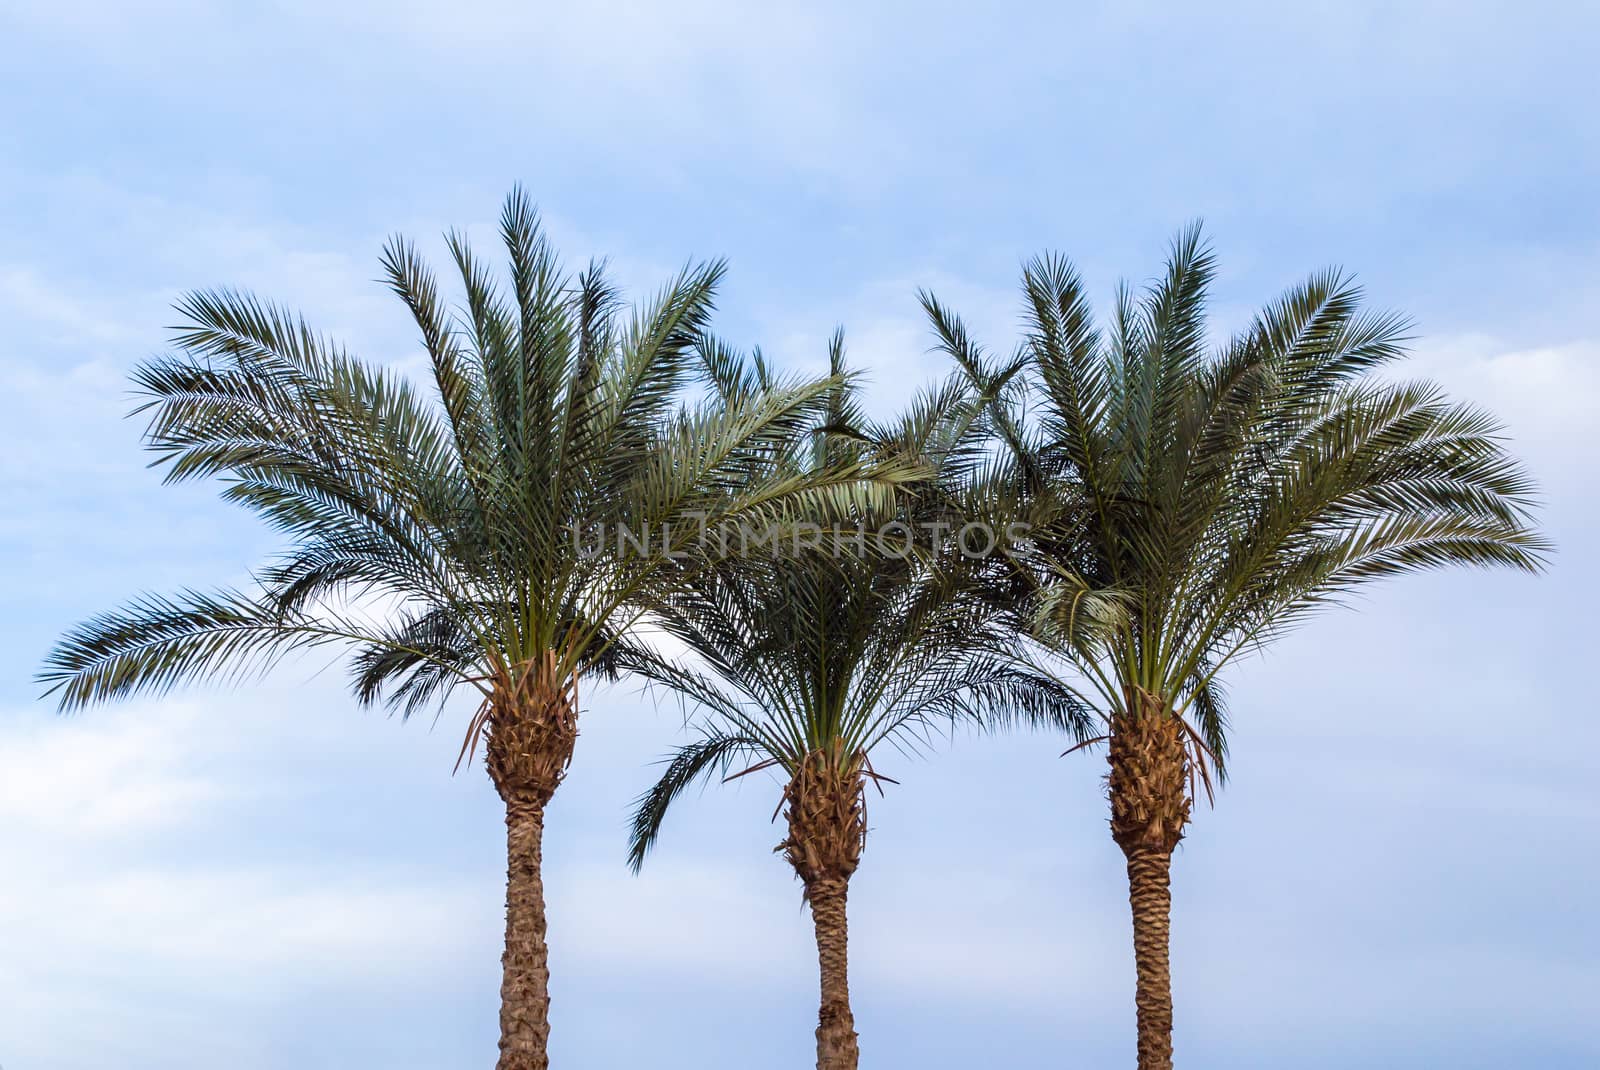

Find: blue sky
[2,2,1597,1067]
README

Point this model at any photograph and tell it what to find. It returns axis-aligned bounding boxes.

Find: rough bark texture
[500,793,552,1070]
[781,746,866,1070]
[485,653,579,1070]
[1108,701,1190,1070]
[1123,842,1175,1070]
[807,876,859,1070]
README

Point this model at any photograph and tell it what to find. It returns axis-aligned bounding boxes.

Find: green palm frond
[626,731,760,873]
[39,587,459,712]
[924,224,1547,778]
[42,189,914,747]
[626,341,1084,869]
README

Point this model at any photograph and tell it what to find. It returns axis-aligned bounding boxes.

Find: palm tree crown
[935,225,1546,770]
[44,191,898,721]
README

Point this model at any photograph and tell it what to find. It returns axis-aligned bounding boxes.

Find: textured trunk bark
[482,652,578,1070]
[782,747,867,1070]
[807,875,860,1070]
[498,792,552,1070]
[1124,843,1175,1070]
[1107,702,1189,1070]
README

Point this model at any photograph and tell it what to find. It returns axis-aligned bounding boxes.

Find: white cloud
[0,700,228,839]
[551,856,807,983]
[5,0,894,180]
[0,265,135,346]
[0,682,502,1068]
[1407,334,1600,478]
[763,271,1018,421]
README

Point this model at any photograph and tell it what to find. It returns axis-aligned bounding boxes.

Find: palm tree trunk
[485,654,579,1070]
[1123,843,1174,1070]
[499,791,552,1070]
[806,875,860,1070]
[1107,704,1190,1070]
[782,746,867,1070]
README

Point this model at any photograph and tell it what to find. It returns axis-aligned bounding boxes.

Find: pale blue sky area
[1,3,1596,1068]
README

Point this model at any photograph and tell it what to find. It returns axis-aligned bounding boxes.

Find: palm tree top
[623,336,1091,871]
[40,189,915,731]
[925,224,1549,778]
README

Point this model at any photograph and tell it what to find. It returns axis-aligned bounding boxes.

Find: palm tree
[38,191,910,1070]
[922,227,1548,1070]
[620,337,1085,1070]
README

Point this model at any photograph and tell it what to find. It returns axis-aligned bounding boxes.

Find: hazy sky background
[2,2,1597,1067]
